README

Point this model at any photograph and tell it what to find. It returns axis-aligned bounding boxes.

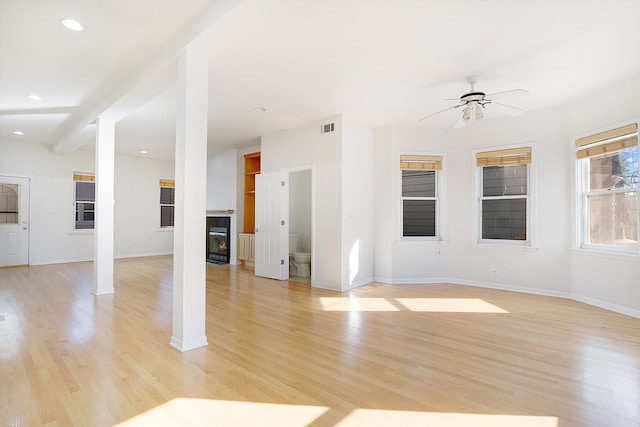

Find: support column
[93,116,115,295]
[170,47,208,352]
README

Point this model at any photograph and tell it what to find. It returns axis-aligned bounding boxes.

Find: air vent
[321,122,335,134]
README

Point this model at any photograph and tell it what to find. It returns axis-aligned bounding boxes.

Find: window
[476,147,531,242]
[159,179,175,228]
[74,173,95,230]
[0,183,19,224]
[576,123,639,252]
[400,155,442,238]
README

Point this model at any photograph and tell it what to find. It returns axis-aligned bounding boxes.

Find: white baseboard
[373,275,638,319]
[449,278,572,299]
[571,294,640,319]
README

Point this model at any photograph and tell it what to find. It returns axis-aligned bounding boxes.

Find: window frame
[73,172,95,231]
[398,152,443,241]
[474,145,535,246]
[575,123,639,255]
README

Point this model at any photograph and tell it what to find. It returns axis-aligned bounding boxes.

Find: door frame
[284,166,314,283]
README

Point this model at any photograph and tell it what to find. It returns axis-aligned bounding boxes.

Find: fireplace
[206,216,230,264]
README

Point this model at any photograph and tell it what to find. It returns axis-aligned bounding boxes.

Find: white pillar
[170,47,208,352]
[93,116,115,295]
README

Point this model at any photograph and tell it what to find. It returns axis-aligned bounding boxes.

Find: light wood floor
[1,256,639,427]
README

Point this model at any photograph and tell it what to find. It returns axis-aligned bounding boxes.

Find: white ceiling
[2,0,640,161]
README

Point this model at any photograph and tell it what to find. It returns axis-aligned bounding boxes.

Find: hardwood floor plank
[1,255,638,426]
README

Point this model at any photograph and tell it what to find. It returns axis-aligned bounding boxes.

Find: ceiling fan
[419,76,529,129]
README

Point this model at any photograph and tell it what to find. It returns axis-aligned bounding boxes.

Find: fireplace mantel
[207,209,235,216]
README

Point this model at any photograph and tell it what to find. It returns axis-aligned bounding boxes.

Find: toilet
[289,234,311,277]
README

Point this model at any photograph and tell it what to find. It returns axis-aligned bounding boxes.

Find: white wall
[377,106,574,296]
[0,139,174,265]
[207,149,237,210]
[567,73,640,316]
[372,74,640,318]
[207,149,239,264]
[261,115,343,290]
[373,126,450,283]
[114,153,175,258]
[341,117,375,289]
[447,106,572,296]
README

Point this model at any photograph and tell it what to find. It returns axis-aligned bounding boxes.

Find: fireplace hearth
[206,216,230,264]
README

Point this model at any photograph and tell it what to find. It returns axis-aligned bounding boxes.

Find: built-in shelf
[243,152,260,234]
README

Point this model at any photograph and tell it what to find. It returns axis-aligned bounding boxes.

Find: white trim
[374,276,451,285]
[574,127,639,254]
[569,247,640,261]
[473,142,537,246]
[397,150,445,241]
[72,170,95,232]
[374,275,639,319]
[572,117,640,144]
[571,294,640,319]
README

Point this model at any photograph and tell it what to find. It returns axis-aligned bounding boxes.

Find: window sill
[474,240,538,250]
[571,247,639,261]
[157,227,174,232]
[69,229,93,235]
[398,237,440,243]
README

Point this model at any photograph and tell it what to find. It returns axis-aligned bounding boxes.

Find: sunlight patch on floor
[116,398,328,427]
[395,298,509,313]
[116,398,557,427]
[337,408,558,426]
[319,297,509,313]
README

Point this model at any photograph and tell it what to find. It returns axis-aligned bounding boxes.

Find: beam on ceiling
[51,0,240,154]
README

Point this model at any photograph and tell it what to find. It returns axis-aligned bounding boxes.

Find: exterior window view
[160,179,176,228]
[480,164,528,240]
[585,147,639,248]
[577,123,639,251]
[400,154,442,238]
[476,147,531,242]
[73,173,95,230]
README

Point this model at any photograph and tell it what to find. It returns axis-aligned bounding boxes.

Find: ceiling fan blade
[488,101,523,117]
[453,111,466,129]
[418,104,461,122]
[486,89,529,100]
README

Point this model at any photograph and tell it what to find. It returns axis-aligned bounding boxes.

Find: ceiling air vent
[321,122,335,134]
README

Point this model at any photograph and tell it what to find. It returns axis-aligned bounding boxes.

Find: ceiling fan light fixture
[462,106,472,121]
[418,77,528,128]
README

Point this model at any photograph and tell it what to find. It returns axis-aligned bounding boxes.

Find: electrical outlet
[489,268,498,275]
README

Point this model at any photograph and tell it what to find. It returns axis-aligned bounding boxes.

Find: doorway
[0,176,30,267]
[288,169,312,284]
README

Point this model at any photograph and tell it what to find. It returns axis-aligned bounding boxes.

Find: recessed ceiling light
[139,150,148,154]
[61,18,83,31]
[13,131,24,135]
[254,107,267,112]
[27,94,42,101]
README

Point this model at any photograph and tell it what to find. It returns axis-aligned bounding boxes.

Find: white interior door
[0,176,30,267]
[255,171,286,280]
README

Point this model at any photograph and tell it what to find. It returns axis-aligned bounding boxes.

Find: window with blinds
[400,155,442,238]
[576,123,639,252]
[476,147,531,242]
[159,179,175,228]
[74,172,95,230]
